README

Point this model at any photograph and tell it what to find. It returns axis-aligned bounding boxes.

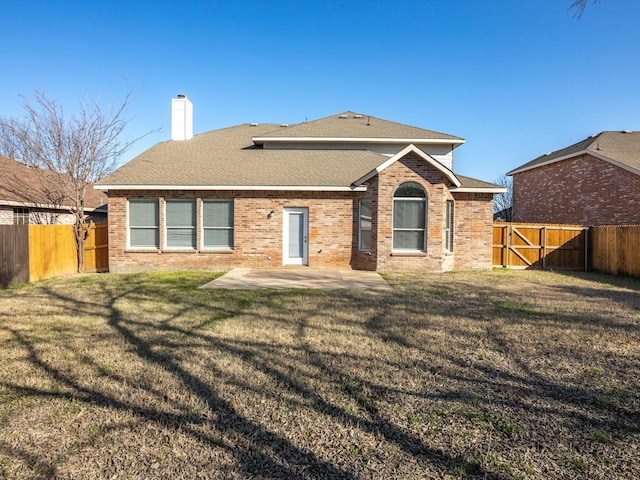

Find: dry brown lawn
[0,269,638,479]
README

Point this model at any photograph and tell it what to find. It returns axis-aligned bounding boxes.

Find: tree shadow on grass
[2,271,638,478]
[0,279,509,479]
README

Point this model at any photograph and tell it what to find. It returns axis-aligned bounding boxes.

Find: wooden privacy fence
[0,225,29,287]
[493,223,588,270]
[0,222,108,287]
[590,225,640,277]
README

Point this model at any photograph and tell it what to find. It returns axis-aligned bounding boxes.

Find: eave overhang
[449,187,507,194]
[507,149,640,177]
[94,184,367,192]
[252,136,465,147]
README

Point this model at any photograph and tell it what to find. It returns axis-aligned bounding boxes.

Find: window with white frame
[202,200,234,249]
[393,182,427,251]
[445,200,454,252]
[358,199,372,251]
[13,208,29,225]
[128,199,159,248]
[165,199,196,249]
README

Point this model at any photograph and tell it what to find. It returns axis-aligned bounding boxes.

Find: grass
[0,269,638,479]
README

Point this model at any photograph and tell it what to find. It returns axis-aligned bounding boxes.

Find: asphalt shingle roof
[98,113,500,191]
[0,155,106,208]
[509,131,640,175]
[254,111,464,142]
[98,124,388,188]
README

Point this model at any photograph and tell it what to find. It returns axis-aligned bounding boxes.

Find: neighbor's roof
[0,155,106,210]
[253,111,465,144]
[507,131,640,176]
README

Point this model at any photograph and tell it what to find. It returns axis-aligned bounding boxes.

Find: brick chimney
[171,94,193,141]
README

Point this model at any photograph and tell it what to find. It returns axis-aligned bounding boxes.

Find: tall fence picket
[29,224,78,281]
[590,225,640,278]
[0,225,29,287]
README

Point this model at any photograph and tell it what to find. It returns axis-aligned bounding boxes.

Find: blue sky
[2,0,639,182]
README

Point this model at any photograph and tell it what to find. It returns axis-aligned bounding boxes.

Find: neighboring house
[96,95,504,273]
[508,131,640,225]
[0,155,107,225]
[493,207,512,222]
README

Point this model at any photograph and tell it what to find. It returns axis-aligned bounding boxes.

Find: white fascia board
[0,199,88,210]
[450,187,507,194]
[352,144,461,187]
[507,150,640,177]
[94,184,367,192]
[252,136,465,146]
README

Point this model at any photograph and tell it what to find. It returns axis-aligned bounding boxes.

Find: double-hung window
[129,199,159,248]
[13,208,29,225]
[358,199,372,251]
[393,182,427,252]
[445,200,454,252]
[202,200,234,249]
[166,199,196,249]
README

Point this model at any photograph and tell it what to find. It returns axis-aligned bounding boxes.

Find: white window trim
[391,183,427,253]
[358,199,372,252]
[201,199,234,251]
[127,199,159,250]
[164,199,196,250]
[445,200,454,252]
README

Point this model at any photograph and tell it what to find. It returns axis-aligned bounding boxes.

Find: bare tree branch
[493,174,513,221]
[0,85,149,272]
[570,0,600,19]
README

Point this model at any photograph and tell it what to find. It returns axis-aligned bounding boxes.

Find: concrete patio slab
[199,268,392,290]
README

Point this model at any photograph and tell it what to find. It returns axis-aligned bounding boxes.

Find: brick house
[0,155,107,225]
[508,131,640,225]
[96,95,504,273]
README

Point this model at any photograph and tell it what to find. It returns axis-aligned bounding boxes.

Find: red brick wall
[108,190,367,272]
[106,158,496,273]
[451,192,494,270]
[512,154,640,225]
[374,153,450,272]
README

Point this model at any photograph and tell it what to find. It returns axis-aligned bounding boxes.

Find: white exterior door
[283,208,308,266]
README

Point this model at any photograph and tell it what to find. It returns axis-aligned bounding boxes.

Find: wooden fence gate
[493,223,588,270]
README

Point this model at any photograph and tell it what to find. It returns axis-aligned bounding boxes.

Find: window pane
[288,212,303,258]
[393,231,424,250]
[203,200,233,228]
[166,200,195,228]
[445,201,454,251]
[167,228,195,248]
[203,200,234,249]
[393,200,425,229]
[359,199,372,251]
[395,182,425,198]
[360,230,372,251]
[129,200,159,248]
[129,200,158,227]
[130,228,158,248]
[204,229,233,248]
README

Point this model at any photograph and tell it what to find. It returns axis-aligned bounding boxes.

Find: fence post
[505,224,510,268]
[542,226,547,270]
[584,227,589,273]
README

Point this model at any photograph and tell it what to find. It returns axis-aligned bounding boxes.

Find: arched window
[393,182,427,251]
